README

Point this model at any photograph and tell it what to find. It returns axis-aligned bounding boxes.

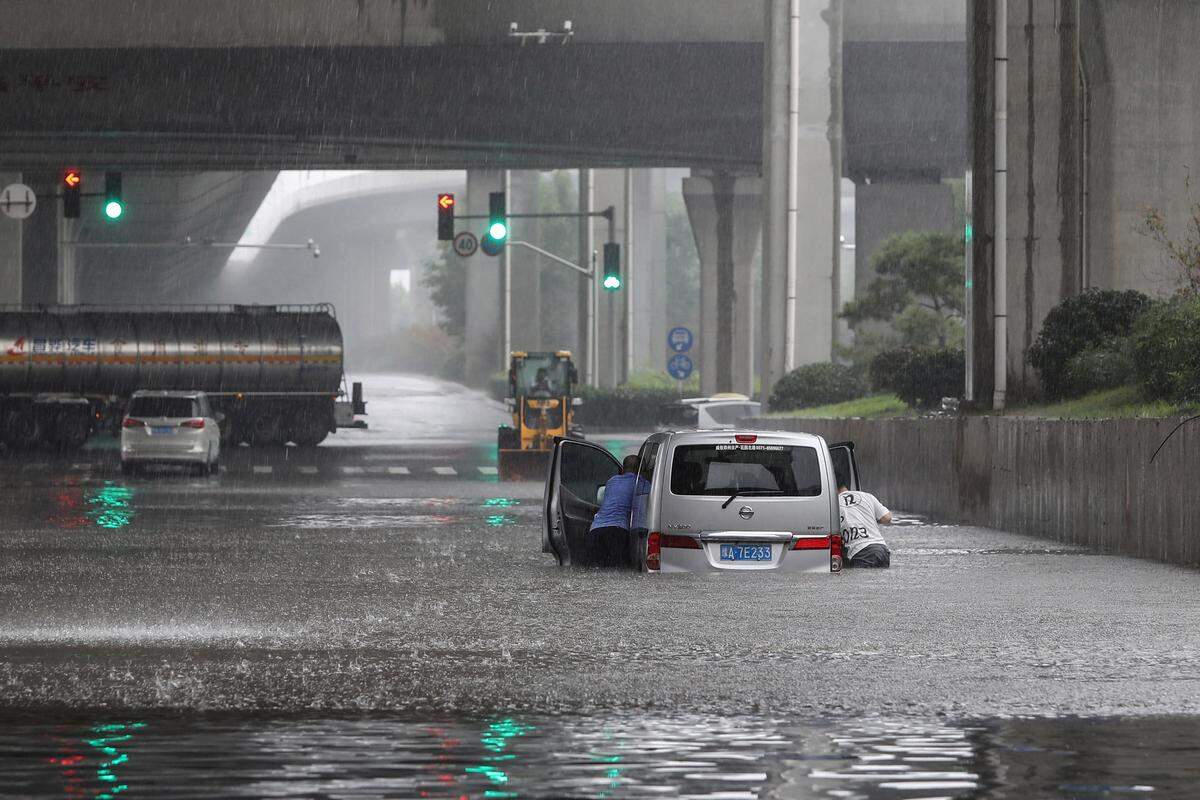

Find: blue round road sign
[480,234,505,257]
[667,326,694,353]
[667,353,694,381]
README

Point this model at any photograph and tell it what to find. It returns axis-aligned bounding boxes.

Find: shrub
[768,362,867,411]
[1027,289,1153,400]
[1062,340,1137,397]
[573,386,682,430]
[1131,295,1200,403]
[869,346,964,410]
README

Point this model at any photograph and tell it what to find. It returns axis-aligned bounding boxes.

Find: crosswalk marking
[433,466,457,476]
[341,466,365,475]
[387,466,410,475]
[478,466,498,475]
[297,466,318,475]
[252,465,273,475]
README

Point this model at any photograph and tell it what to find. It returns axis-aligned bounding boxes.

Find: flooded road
[2,375,1200,797]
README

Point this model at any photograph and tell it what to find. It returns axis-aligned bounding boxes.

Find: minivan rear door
[542,438,621,566]
[827,441,859,491]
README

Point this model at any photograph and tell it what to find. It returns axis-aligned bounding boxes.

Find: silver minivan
[543,430,860,573]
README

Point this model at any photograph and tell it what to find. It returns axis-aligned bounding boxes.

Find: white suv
[120,391,221,476]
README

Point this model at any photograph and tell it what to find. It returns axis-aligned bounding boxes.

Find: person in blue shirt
[588,454,641,567]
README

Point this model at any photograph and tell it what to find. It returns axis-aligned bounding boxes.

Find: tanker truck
[0,304,365,450]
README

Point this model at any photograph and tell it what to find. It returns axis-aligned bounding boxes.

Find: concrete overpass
[0,0,977,398]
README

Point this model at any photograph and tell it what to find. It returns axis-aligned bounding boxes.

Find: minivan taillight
[122,417,144,429]
[830,532,843,573]
[179,419,205,429]
[646,532,661,571]
[791,535,831,550]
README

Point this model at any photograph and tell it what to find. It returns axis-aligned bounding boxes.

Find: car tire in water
[2,407,40,450]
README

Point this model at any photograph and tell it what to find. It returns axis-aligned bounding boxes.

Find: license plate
[151,426,175,435]
[719,544,773,562]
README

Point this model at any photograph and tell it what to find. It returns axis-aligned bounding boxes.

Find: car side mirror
[596,484,606,504]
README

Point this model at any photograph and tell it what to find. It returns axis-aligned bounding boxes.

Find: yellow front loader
[497,350,580,481]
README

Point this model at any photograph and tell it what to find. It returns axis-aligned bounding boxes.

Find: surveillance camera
[312,246,321,259]
[510,21,518,32]
[563,20,572,32]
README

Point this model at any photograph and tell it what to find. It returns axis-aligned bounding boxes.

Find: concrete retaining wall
[754,416,1200,567]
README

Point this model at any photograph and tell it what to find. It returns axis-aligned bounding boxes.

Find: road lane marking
[253,465,273,475]
[70,463,91,470]
[387,466,410,475]
[433,466,457,476]
[298,466,318,475]
[341,466,365,475]
[478,466,498,475]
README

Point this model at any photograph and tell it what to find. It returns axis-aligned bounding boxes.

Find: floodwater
[3,713,1197,798]
[5,375,1200,797]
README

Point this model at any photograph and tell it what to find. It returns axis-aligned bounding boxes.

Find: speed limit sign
[453,231,478,257]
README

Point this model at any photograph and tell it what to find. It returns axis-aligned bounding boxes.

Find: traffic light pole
[507,239,598,388]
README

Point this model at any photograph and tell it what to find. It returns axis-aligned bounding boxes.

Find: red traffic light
[437,193,455,210]
[63,168,82,188]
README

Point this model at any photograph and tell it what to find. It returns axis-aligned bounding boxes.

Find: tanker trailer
[0,304,365,450]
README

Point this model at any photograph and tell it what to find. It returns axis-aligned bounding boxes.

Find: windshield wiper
[721,492,739,509]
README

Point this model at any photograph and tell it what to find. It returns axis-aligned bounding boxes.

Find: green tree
[1141,173,1200,293]
[841,231,964,348]
[421,243,465,339]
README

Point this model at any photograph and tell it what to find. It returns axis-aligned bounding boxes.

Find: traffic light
[103,172,123,221]
[437,193,455,241]
[486,191,508,244]
[62,168,82,218]
[602,242,622,291]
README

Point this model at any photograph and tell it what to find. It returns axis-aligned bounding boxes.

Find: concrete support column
[0,173,22,304]
[507,171,541,352]
[463,169,503,387]
[20,171,61,306]
[632,169,668,373]
[683,172,762,397]
[594,169,628,388]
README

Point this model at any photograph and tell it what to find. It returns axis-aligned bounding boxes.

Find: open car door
[828,440,860,491]
[542,438,621,566]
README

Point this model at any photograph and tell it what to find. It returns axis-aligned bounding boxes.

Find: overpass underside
[0,44,761,172]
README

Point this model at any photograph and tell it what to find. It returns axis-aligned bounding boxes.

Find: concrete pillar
[507,171,541,352]
[463,169,503,387]
[632,169,668,374]
[683,172,761,397]
[0,173,22,304]
[20,171,60,306]
[593,169,628,388]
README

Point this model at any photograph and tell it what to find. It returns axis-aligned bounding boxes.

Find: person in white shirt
[837,483,892,568]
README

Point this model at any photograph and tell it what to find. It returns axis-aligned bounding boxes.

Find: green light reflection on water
[484,498,520,527]
[87,721,145,798]
[86,482,136,529]
[466,718,533,796]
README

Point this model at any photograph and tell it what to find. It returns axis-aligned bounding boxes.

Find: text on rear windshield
[670,444,822,497]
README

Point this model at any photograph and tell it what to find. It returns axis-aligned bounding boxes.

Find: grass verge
[1005,385,1197,419]
[764,394,910,419]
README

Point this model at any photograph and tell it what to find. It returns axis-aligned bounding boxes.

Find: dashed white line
[341,466,365,475]
[433,466,457,476]
[252,465,273,475]
[297,466,318,475]
[478,466,498,475]
[387,466,410,475]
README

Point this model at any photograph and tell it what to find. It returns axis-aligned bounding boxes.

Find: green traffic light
[104,200,124,220]
[603,274,622,291]
[488,221,508,240]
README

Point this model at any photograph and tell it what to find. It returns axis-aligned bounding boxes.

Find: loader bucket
[498,448,551,481]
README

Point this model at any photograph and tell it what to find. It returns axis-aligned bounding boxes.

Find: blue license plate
[719,544,773,562]
[151,426,175,435]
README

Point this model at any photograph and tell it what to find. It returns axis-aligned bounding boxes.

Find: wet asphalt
[2,374,1200,720]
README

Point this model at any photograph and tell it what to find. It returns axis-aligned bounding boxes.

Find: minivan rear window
[670,444,822,497]
[127,397,197,418]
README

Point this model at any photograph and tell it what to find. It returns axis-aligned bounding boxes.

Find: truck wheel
[53,410,90,450]
[288,410,330,447]
[246,413,284,447]
[1,408,40,450]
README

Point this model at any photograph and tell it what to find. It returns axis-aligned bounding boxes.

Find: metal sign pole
[503,169,512,370]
